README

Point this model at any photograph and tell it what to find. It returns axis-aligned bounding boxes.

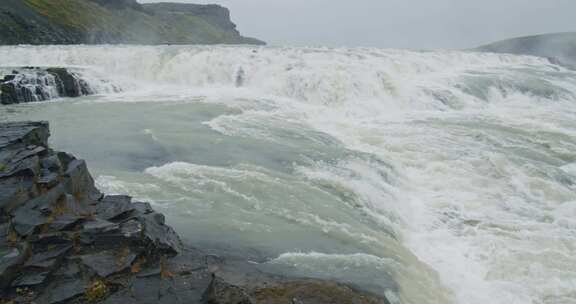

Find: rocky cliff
[0,121,388,303]
[0,0,264,45]
[475,32,576,67]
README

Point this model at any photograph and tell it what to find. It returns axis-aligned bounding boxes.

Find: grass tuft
[84,278,108,303]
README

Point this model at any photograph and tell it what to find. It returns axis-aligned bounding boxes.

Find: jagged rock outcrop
[0,67,95,105]
[475,32,576,68]
[0,0,264,45]
[0,121,387,304]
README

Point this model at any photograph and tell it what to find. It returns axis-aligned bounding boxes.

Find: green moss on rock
[24,0,111,30]
[0,0,264,45]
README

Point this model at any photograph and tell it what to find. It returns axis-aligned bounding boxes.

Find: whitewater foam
[3,45,576,304]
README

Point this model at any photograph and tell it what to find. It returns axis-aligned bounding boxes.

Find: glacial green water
[2,45,576,304]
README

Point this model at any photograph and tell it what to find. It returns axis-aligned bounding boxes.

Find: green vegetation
[23,0,159,41]
[166,13,226,44]
[0,0,263,45]
[24,0,112,31]
[83,279,108,302]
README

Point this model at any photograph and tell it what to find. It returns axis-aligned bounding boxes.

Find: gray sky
[139,0,576,49]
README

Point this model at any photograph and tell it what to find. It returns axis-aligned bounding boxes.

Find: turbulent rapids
[1,45,576,304]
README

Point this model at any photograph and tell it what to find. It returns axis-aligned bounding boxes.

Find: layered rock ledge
[0,121,388,304]
[0,68,96,105]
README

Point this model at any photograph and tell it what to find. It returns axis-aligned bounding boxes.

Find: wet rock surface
[0,121,389,304]
[0,67,94,105]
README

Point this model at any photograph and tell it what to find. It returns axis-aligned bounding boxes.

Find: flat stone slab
[80,249,137,278]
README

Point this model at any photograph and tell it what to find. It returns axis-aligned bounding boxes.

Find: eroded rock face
[0,0,264,45]
[0,121,186,303]
[0,122,388,303]
[0,67,94,105]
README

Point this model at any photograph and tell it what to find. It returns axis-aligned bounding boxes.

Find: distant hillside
[0,0,264,45]
[476,32,576,66]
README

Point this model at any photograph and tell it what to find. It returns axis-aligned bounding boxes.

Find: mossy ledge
[0,121,389,303]
[0,0,264,45]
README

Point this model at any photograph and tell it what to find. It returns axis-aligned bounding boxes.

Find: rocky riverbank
[0,121,388,304]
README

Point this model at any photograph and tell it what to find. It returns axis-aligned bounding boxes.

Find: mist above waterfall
[138,0,576,49]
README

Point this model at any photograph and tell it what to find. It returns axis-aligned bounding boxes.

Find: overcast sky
[139,0,576,49]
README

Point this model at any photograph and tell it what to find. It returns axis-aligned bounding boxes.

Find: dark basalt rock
[95,195,134,221]
[0,67,95,105]
[24,244,71,268]
[80,249,138,277]
[38,278,88,304]
[204,276,252,304]
[46,67,93,98]
[0,121,389,303]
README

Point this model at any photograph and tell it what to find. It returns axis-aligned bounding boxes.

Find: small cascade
[0,67,120,105]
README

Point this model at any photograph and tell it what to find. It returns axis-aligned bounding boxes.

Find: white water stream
[1,45,575,304]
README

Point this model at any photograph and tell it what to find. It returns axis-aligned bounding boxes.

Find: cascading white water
[0,66,120,103]
[2,45,572,107]
[0,68,61,101]
[1,45,576,304]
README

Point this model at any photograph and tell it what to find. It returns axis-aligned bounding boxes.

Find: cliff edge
[0,0,264,45]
